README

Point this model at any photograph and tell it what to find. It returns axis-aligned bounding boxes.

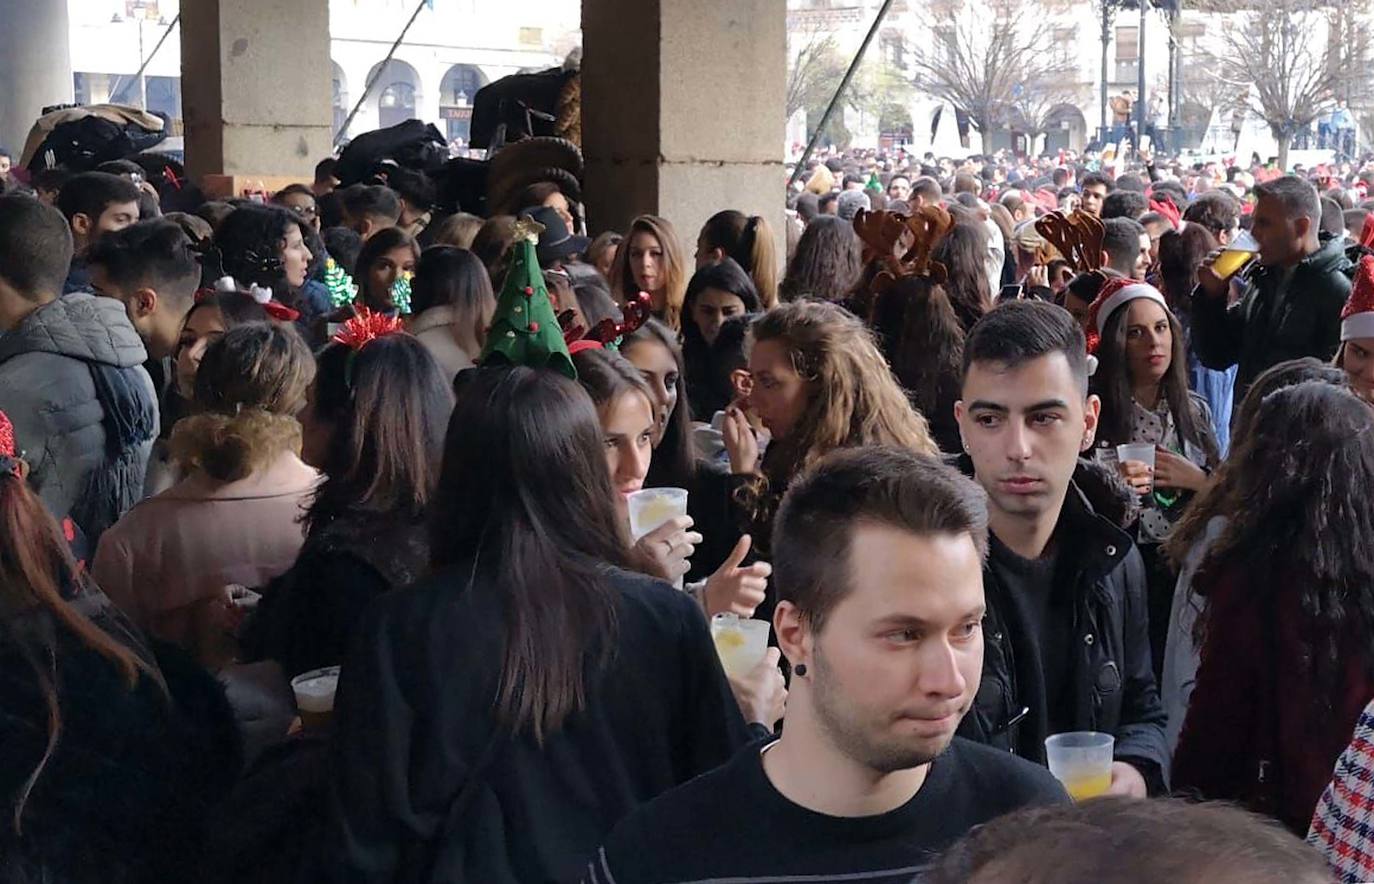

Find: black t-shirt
[586,736,1068,884]
[989,534,1076,749]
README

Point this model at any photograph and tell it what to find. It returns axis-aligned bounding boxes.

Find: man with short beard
[585,447,1065,884]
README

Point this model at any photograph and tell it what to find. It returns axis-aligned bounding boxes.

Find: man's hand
[1196,249,1230,299]
[1105,761,1148,797]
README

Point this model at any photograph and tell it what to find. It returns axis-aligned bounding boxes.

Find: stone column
[581,0,786,255]
[0,0,73,164]
[181,0,333,182]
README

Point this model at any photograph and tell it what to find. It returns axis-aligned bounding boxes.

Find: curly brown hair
[738,301,937,529]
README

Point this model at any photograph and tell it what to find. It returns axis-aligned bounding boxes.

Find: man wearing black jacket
[1193,175,1351,405]
[953,300,1168,795]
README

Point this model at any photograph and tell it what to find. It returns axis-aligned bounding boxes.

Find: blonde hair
[805,165,836,195]
[170,322,314,482]
[428,212,485,250]
[699,210,780,308]
[740,301,937,521]
[611,215,688,331]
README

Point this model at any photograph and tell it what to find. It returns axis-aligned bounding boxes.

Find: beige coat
[409,305,477,380]
[93,450,321,650]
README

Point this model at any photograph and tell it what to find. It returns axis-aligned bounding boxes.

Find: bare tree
[1008,74,1081,154]
[1205,0,1372,167]
[910,0,1071,143]
[786,24,845,122]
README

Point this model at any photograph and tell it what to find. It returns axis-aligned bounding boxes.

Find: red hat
[1342,255,1374,342]
[1084,278,1170,374]
[0,409,14,459]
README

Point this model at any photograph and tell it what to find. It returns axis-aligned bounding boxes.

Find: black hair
[568,268,621,329]
[273,183,314,202]
[85,218,200,304]
[353,226,419,310]
[1101,190,1149,220]
[306,331,454,532]
[313,157,338,183]
[963,299,1089,393]
[932,221,993,332]
[779,215,862,303]
[1081,171,1115,193]
[1183,191,1242,237]
[1102,217,1147,276]
[211,204,296,293]
[1320,197,1346,237]
[410,245,493,317]
[428,366,628,743]
[683,257,762,351]
[322,225,363,275]
[54,172,140,224]
[382,167,435,212]
[0,194,75,297]
[621,319,698,491]
[339,184,401,224]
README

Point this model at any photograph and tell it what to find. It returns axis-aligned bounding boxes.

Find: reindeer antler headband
[1034,210,1106,273]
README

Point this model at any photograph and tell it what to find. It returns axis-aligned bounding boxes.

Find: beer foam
[291,666,340,713]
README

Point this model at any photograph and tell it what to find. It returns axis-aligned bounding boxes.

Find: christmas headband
[331,308,408,391]
[562,291,654,354]
[213,275,301,322]
[1035,210,1105,273]
[852,207,955,293]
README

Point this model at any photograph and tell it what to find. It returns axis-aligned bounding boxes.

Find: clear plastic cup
[627,487,689,541]
[1045,731,1115,801]
[1212,229,1259,280]
[1116,442,1155,494]
[291,665,340,732]
[709,613,770,678]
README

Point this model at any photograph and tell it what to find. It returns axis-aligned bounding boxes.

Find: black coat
[955,457,1170,793]
[316,564,751,883]
[242,510,431,679]
[1191,234,1351,403]
[0,586,239,883]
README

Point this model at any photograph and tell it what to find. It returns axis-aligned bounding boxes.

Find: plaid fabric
[1310,699,1374,882]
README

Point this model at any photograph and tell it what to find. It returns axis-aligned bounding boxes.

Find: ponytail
[744,215,780,308]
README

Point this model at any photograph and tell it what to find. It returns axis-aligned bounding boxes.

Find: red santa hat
[1083,279,1170,375]
[1342,255,1374,342]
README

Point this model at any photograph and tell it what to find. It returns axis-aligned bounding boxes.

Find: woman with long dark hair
[243,314,454,676]
[931,219,993,332]
[695,210,780,308]
[619,319,740,578]
[1088,280,1218,678]
[322,366,765,882]
[1173,382,1374,835]
[681,259,762,420]
[1161,358,1346,751]
[0,409,225,881]
[778,215,861,303]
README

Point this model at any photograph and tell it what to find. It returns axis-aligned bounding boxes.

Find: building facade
[66,0,581,146]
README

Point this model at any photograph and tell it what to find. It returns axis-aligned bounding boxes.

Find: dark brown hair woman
[321,366,757,882]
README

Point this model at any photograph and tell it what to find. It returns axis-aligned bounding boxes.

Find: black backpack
[27,113,168,172]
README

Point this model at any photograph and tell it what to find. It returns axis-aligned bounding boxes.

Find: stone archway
[438,64,487,145]
[365,58,421,129]
[1044,103,1088,154]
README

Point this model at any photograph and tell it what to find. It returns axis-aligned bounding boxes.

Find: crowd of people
[4,128,1374,883]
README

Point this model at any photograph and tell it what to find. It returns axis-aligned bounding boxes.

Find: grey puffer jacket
[0,293,157,541]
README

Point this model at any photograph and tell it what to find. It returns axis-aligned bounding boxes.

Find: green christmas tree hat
[479,216,576,379]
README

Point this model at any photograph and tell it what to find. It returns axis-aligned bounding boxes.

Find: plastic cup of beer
[291,665,341,732]
[1045,731,1115,801]
[627,487,689,541]
[1116,442,1155,494]
[710,613,770,678]
[1211,229,1259,280]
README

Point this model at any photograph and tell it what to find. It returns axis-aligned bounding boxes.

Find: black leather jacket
[955,457,1170,793]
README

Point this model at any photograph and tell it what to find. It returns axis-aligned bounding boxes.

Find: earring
[794,663,808,677]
